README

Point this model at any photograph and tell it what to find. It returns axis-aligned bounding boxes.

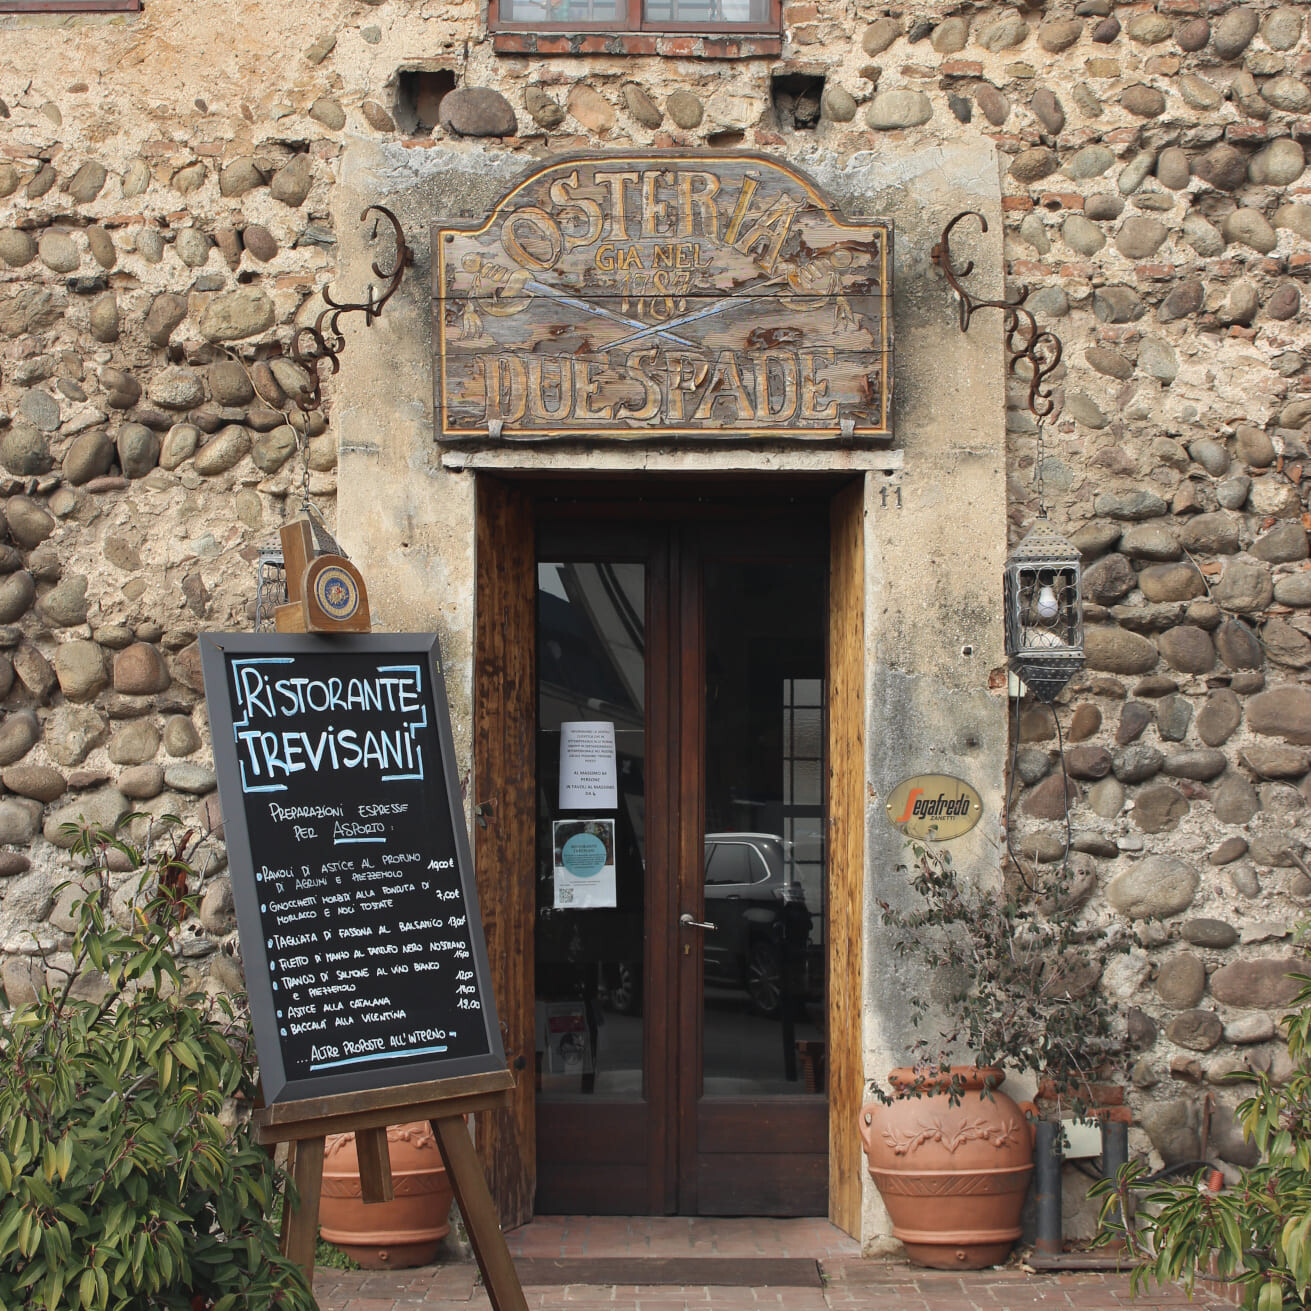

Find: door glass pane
[701,559,825,1097]
[501,0,619,20]
[535,561,646,1099]
[643,0,770,21]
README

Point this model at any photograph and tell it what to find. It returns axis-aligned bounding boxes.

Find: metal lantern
[1003,519,1084,704]
[254,549,287,632]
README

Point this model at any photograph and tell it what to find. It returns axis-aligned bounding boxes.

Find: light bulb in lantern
[1035,584,1060,623]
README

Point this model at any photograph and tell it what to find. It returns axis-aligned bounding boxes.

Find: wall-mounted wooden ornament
[303,554,371,632]
[275,515,373,634]
[432,153,893,447]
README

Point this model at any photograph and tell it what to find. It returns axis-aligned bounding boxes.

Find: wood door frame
[472,476,537,1227]
[473,473,865,1234]
[827,479,865,1238]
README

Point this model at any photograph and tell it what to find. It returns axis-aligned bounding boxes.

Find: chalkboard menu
[200,633,505,1105]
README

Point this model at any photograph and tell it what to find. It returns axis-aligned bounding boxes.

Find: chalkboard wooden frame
[201,632,506,1105]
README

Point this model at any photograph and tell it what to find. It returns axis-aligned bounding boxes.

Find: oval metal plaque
[885,774,983,841]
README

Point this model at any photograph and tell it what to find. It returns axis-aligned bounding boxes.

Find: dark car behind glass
[599,832,817,1017]
[702,832,815,1017]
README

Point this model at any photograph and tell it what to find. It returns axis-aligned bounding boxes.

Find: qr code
[558,885,574,904]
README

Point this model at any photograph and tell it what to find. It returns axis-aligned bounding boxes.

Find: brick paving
[312,1218,1233,1311]
[504,1217,860,1261]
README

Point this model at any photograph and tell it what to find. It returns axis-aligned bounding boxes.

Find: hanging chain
[235,204,408,582]
[300,432,312,512]
[291,418,345,555]
[1033,417,1047,520]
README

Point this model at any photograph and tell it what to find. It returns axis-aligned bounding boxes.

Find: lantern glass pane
[1015,564,1079,651]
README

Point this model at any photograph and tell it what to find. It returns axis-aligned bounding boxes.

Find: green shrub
[0,819,315,1311]
[876,839,1126,1108]
[1094,936,1311,1311]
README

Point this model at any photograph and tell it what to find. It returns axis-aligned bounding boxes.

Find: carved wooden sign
[432,154,892,444]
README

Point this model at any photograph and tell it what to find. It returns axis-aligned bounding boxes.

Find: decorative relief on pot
[321,1170,451,1200]
[872,1167,1037,1197]
[324,1122,438,1161]
[882,1114,1024,1157]
[388,1123,438,1149]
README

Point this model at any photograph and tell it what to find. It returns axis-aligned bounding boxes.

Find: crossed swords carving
[493,272,789,351]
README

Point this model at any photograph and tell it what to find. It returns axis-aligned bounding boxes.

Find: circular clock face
[312,564,360,622]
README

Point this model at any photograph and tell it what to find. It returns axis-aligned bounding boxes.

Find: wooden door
[673,520,829,1215]
[534,519,676,1213]
[530,501,829,1215]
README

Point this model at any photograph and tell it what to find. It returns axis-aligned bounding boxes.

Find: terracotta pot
[319,1122,454,1269]
[860,1066,1034,1270]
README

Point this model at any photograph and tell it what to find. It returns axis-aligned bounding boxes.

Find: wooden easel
[254,1068,526,1310]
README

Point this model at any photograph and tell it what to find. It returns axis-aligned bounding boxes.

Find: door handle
[679,913,716,931]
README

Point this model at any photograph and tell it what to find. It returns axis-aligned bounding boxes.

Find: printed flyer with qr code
[552,818,617,909]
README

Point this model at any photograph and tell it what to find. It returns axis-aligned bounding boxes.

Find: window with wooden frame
[490,0,778,34]
[0,0,139,11]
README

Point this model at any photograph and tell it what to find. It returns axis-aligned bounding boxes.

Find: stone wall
[0,0,1307,1245]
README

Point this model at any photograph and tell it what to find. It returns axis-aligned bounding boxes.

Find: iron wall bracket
[292,204,411,415]
[930,211,1063,420]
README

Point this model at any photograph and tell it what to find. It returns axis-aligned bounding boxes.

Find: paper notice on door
[552,818,617,909]
[559,720,618,810]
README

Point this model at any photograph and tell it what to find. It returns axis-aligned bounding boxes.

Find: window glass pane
[502,0,619,20]
[535,561,646,1099]
[789,760,822,807]
[701,558,825,1097]
[793,706,822,759]
[643,0,770,20]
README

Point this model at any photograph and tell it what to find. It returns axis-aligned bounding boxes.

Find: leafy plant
[1093,939,1311,1311]
[268,1192,359,1273]
[313,1237,360,1272]
[875,839,1127,1109]
[0,818,315,1311]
